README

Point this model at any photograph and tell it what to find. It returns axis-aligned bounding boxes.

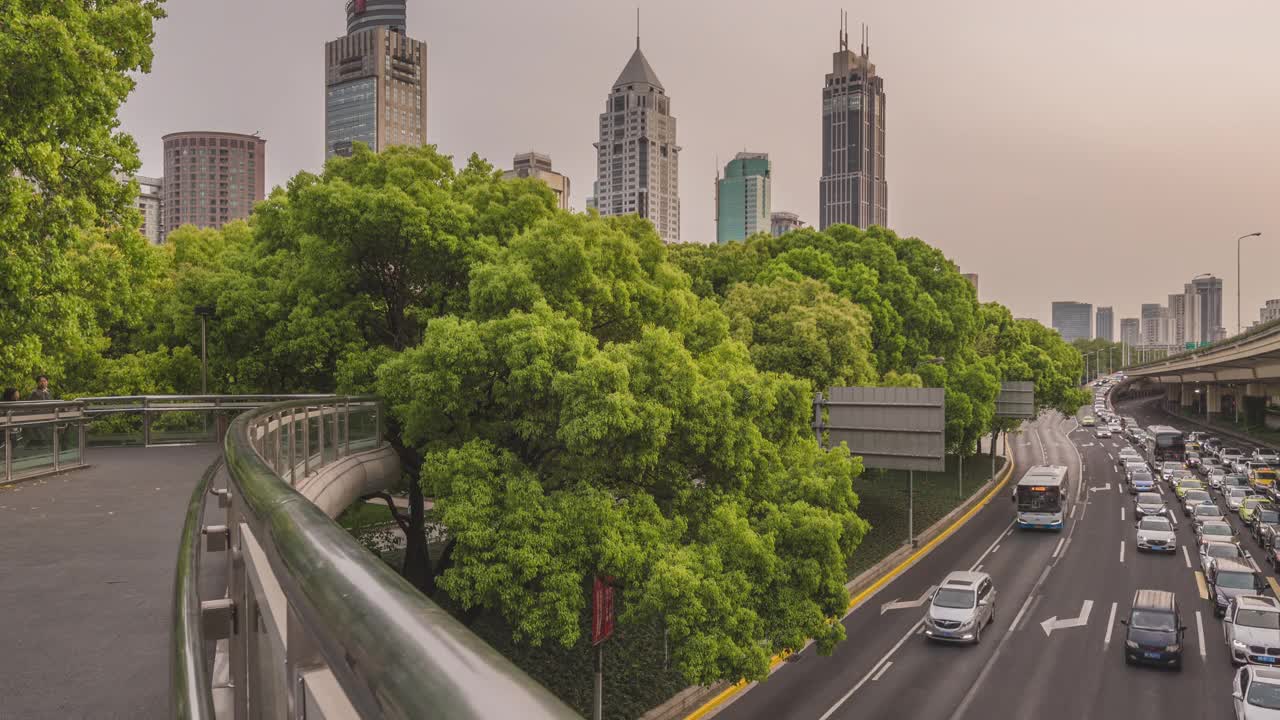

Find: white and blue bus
[1012,465,1070,530]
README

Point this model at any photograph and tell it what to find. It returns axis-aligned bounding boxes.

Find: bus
[1012,465,1070,530]
[1144,425,1186,465]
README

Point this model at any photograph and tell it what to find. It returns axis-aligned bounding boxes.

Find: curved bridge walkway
[0,446,224,720]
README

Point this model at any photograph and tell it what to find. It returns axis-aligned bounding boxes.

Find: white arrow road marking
[1041,600,1095,637]
[880,585,936,615]
[1089,484,1111,493]
[1103,602,1118,647]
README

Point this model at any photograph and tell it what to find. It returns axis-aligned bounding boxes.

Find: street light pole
[1238,232,1263,336]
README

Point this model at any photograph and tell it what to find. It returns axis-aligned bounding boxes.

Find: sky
[118,0,1280,331]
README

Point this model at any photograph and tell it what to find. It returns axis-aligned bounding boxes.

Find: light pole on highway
[1238,232,1263,336]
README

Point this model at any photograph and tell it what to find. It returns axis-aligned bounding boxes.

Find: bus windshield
[1016,484,1063,513]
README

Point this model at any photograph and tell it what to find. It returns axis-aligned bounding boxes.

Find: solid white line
[1196,611,1207,660]
[1183,545,1192,569]
[1009,590,1038,637]
[817,621,922,720]
[1052,538,1066,559]
[1103,602,1118,647]
[871,661,893,682]
[1119,541,1126,563]
[916,626,924,635]
[1069,504,1077,520]
[991,545,1000,554]
[974,564,984,573]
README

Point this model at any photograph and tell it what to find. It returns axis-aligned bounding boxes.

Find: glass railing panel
[87,413,143,447]
[11,422,57,478]
[150,411,217,445]
[347,406,379,452]
[57,423,82,467]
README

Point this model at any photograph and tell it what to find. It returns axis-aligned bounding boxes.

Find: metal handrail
[179,397,581,719]
[170,456,222,720]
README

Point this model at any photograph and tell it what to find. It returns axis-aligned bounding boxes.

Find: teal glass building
[715,153,771,244]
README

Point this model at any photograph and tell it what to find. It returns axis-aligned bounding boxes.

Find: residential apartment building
[715,153,771,244]
[819,15,886,230]
[1261,300,1280,325]
[324,0,427,159]
[593,36,680,242]
[1141,303,1169,346]
[1120,318,1140,347]
[133,175,163,245]
[503,152,571,210]
[160,131,266,239]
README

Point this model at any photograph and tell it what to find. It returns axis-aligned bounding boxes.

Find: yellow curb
[1268,577,1280,598]
[684,454,1017,720]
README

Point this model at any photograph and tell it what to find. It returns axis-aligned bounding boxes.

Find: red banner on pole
[592,575,615,645]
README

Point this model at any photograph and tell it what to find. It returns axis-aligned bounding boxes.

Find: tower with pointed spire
[592,21,680,242]
[819,11,887,230]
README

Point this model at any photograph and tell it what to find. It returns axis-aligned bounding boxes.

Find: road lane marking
[1040,599,1094,636]
[991,545,1000,554]
[1103,602,1117,647]
[1117,482,1123,495]
[1011,593,1041,635]
[1052,538,1066,559]
[1069,505,1077,520]
[871,662,893,682]
[881,586,937,615]
[1196,611,1206,661]
[1121,507,1125,522]
[1270,577,1280,597]
[1183,546,1192,569]
[1195,571,1209,600]
[1119,541,1125,563]
[974,564,983,573]
[816,620,923,720]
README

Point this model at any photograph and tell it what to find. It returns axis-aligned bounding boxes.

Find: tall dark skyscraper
[1052,301,1092,344]
[1096,306,1114,342]
[819,13,887,230]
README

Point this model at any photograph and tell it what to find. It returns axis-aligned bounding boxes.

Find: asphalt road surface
[712,393,1268,720]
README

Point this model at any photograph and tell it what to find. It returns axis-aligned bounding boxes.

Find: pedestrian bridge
[0,396,581,720]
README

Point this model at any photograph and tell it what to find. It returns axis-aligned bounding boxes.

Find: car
[1161,461,1185,482]
[1232,664,1280,719]
[1081,416,1096,428]
[1228,487,1255,513]
[1122,416,1139,429]
[1200,457,1224,476]
[1204,437,1223,456]
[1121,589,1185,669]
[1129,470,1156,494]
[1134,492,1170,520]
[1256,449,1280,465]
[1192,502,1226,528]
[1200,520,1239,543]
[1225,448,1248,465]
[1187,431,1207,443]
[1183,489,1213,516]
[1210,559,1269,618]
[1228,474,1254,492]
[1254,468,1280,494]
[1226,596,1280,666]
[1109,423,1123,434]
[923,571,996,644]
[1135,516,1177,552]
[1175,478,1206,500]
[1095,427,1112,439]
[1118,449,1142,469]
[1187,451,1202,468]
[1243,497,1274,524]
[1209,468,1230,490]
[1254,507,1280,548]
[1204,541,1251,574]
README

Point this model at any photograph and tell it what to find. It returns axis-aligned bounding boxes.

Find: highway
[709,391,1276,719]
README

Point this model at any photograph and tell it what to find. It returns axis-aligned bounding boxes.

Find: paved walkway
[0,445,223,720]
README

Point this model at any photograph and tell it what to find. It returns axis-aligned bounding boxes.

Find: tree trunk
[401,479,434,595]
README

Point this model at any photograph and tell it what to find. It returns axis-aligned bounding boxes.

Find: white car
[1109,423,1123,434]
[1135,516,1177,552]
[1096,428,1112,439]
[1232,662,1280,719]
[1203,540,1250,573]
[1225,595,1280,666]
[1228,488,1253,512]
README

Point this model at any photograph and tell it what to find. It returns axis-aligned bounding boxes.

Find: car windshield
[1229,489,1249,499]
[1137,493,1161,504]
[1216,571,1257,590]
[1247,681,1280,711]
[1179,481,1202,489]
[1202,524,1233,537]
[1132,472,1153,483]
[933,588,975,609]
[1236,609,1280,630]
[1244,499,1266,508]
[1195,504,1222,516]
[1185,491,1211,503]
[1259,510,1280,524]
[1164,462,1183,471]
[1206,544,1240,559]
[1130,609,1176,631]
[1139,518,1171,532]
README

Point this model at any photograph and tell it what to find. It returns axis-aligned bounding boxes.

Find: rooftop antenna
[636,8,641,50]
[839,10,848,51]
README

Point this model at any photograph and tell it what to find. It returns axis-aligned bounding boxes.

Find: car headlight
[1233,639,1248,650]
[1165,644,1181,652]
[1217,592,1228,604]
[1126,640,1139,649]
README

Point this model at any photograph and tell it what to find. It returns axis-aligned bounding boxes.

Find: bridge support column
[1243,382,1268,429]
[1206,385,1223,420]
[1178,384,1195,416]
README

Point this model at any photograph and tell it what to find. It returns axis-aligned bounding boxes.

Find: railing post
[143,397,152,447]
[375,403,382,446]
[343,400,351,456]
[317,404,325,469]
[288,410,296,486]
[4,419,11,483]
[52,406,60,472]
[273,413,282,474]
[302,406,311,477]
[78,411,86,467]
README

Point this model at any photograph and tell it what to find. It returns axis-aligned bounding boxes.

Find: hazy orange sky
[120,0,1280,331]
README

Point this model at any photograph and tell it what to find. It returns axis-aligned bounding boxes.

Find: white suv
[1226,595,1280,666]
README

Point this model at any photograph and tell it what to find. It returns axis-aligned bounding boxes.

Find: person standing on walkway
[28,374,52,401]
[2,388,19,402]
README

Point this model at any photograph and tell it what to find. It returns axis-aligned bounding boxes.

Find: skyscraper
[324,0,427,159]
[962,273,979,296]
[1190,275,1225,344]
[819,14,886,230]
[131,175,163,245]
[503,152,571,210]
[593,30,680,243]
[1051,302,1092,343]
[1120,318,1141,348]
[1096,306,1114,342]
[161,131,266,239]
[715,153,771,244]
[1141,304,1168,346]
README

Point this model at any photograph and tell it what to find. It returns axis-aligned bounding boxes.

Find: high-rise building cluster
[126,8,896,250]
[1062,273,1228,352]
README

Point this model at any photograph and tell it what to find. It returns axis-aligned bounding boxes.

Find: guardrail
[174,397,583,720]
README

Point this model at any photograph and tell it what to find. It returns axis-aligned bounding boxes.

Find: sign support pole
[908,470,915,547]
[959,452,964,499]
[593,645,603,720]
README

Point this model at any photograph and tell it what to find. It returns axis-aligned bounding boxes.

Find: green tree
[0,0,167,391]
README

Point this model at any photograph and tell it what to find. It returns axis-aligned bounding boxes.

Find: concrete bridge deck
[0,446,224,720]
